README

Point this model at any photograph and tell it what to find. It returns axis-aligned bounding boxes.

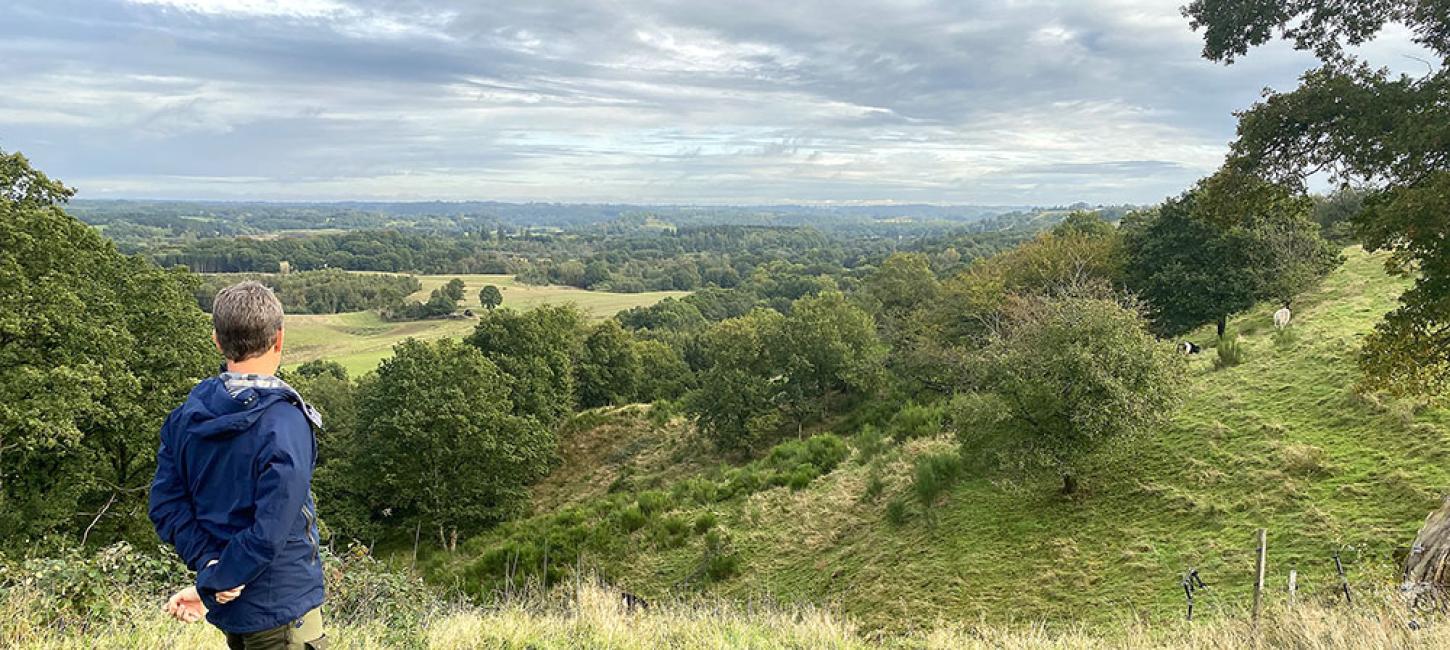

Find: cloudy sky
[0,1,1429,205]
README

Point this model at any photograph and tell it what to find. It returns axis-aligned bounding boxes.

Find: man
[149,281,327,649]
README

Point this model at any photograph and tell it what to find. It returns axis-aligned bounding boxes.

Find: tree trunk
[1403,496,1450,604]
[1216,315,1227,338]
[1061,472,1077,495]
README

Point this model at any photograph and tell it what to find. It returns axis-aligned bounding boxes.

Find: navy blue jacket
[148,376,324,634]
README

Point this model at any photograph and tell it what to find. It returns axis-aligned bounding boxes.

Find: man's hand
[165,586,206,623]
[204,558,245,605]
[215,584,244,604]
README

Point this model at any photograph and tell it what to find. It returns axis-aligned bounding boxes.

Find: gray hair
[212,281,284,361]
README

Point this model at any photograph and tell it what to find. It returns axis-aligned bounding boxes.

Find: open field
[283,275,686,376]
[440,247,1450,629]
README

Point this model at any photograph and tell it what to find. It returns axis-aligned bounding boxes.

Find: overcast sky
[0,0,1429,205]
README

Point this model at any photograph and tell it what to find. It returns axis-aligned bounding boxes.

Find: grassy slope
[711,246,1450,628]
[461,247,1450,630]
[284,275,687,375]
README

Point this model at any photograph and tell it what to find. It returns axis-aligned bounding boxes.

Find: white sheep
[1273,307,1292,329]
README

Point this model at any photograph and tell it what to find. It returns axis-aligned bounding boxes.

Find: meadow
[283,274,687,375]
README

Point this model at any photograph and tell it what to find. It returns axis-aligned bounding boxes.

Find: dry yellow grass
[7,581,1449,649]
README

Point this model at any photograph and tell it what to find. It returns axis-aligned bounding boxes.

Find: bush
[701,530,738,582]
[693,512,717,534]
[913,451,963,511]
[656,515,690,549]
[1215,332,1248,369]
[852,424,888,464]
[705,553,740,582]
[648,399,678,427]
[765,434,850,476]
[888,401,946,441]
[787,463,818,490]
[617,505,648,533]
[636,491,673,516]
[327,545,441,630]
[0,542,188,619]
[885,496,911,526]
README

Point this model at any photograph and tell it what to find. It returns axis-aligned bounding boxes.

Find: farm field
[284,274,687,376]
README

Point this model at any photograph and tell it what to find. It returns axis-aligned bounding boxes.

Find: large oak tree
[1183,0,1450,394]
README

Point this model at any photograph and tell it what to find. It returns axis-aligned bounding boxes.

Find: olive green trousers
[223,607,325,650]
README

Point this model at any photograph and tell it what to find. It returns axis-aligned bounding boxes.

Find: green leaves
[1,151,213,547]
[1123,171,1340,337]
[351,338,553,536]
[957,294,1184,494]
[1185,8,1450,396]
[685,293,884,453]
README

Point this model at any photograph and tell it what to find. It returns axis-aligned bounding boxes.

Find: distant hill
[67,198,1102,235]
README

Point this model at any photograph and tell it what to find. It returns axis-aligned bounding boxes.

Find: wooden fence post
[1253,528,1267,624]
[412,521,421,567]
[1288,569,1298,607]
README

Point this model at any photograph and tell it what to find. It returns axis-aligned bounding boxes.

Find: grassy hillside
[284,275,687,375]
[438,247,1450,630]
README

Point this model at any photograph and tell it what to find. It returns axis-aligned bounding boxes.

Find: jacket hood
[180,377,309,440]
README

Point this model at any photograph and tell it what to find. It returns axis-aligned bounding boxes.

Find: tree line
[193,270,421,315]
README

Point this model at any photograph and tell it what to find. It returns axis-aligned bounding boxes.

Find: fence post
[1288,569,1297,607]
[1335,550,1353,605]
[1183,573,1195,621]
[1253,528,1267,624]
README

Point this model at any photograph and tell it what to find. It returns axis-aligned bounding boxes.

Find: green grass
[442,246,1450,631]
[284,275,686,376]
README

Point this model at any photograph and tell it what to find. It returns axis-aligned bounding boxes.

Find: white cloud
[123,0,346,19]
[1,0,1430,204]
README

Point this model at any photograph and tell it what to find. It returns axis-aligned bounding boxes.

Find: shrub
[617,505,648,533]
[885,496,911,526]
[673,478,719,505]
[705,553,740,582]
[648,399,678,428]
[804,434,851,472]
[1215,332,1247,369]
[656,515,690,549]
[701,530,738,582]
[852,424,888,464]
[913,451,963,511]
[693,511,717,534]
[888,401,946,441]
[787,463,818,490]
[0,542,188,619]
[327,545,441,630]
[766,434,850,476]
[636,490,673,516]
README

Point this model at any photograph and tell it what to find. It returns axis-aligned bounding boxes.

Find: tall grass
[6,578,1450,649]
[1213,332,1247,370]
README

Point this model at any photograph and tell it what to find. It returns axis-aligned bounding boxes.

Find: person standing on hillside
[149,281,327,649]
